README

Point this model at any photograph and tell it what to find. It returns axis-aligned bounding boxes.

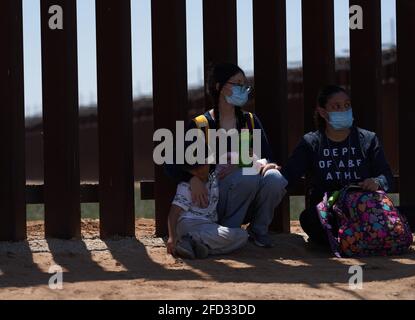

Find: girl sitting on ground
[165,63,288,248]
[281,85,394,247]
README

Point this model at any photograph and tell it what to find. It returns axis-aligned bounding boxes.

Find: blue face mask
[328,108,354,130]
[225,85,250,107]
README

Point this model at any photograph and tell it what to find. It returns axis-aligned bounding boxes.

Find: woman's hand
[260,163,281,176]
[190,176,209,208]
[358,178,380,192]
[166,237,176,255]
[217,164,237,180]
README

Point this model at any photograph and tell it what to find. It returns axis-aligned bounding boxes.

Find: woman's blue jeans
[217,168,288,236]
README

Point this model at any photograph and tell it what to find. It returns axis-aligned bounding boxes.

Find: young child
[166,162,249,259]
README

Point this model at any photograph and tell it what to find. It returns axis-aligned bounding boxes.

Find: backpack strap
[194,114,209,128]
[193,114,209,145]
[245,112,255,131]
[243,112,255,147]
[194,112,255,146]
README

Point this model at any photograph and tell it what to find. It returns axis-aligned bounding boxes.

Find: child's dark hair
[314,85,349,131]
[183,162,209,173]
[206,62,246,130]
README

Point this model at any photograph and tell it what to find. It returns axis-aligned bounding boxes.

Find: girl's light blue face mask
[328,108,354,130]
[225,85,251,107]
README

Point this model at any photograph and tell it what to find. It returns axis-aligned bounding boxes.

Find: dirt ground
[0,219,414,300]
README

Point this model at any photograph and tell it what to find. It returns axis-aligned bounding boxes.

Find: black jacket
[281,127,394,207]
[164,111,274,184]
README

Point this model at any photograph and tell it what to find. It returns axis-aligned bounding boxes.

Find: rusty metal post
[301,0,336,216]
[301,0,336,133]
[349,0,382,134]
[152,0,188,237]
[203,0,237,108]
[0,0,26,241]
[96,0,135,238]
[40,0,80,239]
[396,0,415,227]
[253,0,290,233]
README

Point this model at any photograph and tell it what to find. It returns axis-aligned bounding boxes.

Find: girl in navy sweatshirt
[281,85,394,246]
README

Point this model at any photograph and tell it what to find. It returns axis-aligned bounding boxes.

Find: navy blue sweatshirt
[280,127,394,207]
[164,111,275,184]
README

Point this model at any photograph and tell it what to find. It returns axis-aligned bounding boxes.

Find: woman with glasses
[165,63,288,249]
[281,85,394,246]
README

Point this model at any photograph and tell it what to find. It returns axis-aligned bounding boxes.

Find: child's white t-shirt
[172,171,219,223]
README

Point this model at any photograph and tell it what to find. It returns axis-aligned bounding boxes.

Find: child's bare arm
[167,204,184,255]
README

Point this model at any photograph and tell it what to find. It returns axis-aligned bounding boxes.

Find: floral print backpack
[317,186,413,258]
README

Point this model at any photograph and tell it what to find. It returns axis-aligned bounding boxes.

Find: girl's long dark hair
[206,62,246,130]
[314,85,349,131]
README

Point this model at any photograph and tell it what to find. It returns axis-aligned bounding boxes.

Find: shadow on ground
[0,220,414,295]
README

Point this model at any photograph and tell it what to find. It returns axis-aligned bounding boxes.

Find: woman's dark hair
[314,85,349,131]
[206,62,246,130]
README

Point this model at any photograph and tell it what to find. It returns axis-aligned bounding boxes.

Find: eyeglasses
[227,82,253,94]
[326,102,351,112]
